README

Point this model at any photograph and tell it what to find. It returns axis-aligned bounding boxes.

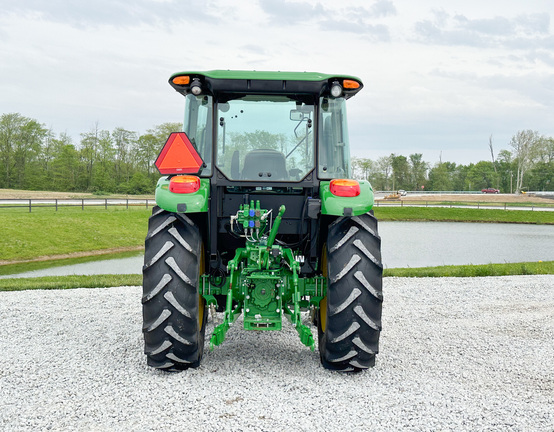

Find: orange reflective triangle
[155,132,204,174]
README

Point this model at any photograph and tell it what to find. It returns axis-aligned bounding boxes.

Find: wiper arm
[286,128,312,159]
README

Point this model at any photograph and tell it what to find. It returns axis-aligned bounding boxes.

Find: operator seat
[242,149,288,180]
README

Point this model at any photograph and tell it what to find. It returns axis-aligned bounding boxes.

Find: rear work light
[330,81,343,98]
[169,175,201,194]
[330,179,361,197]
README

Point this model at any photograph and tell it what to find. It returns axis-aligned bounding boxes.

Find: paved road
[375,202,554,211]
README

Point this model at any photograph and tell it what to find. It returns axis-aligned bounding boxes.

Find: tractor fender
[154,176,209,213]
[320,180,374,217]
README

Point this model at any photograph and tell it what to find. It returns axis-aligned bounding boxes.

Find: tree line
[0,113,180,194]
[353,131,553,193]
[1,112,552,194]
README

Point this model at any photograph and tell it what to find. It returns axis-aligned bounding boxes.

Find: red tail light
[330,179,360,197]
[169,175,200,194]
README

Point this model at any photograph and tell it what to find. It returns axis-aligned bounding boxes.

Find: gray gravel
[1,275,553,431]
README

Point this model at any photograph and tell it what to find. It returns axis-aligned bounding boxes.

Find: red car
[481,188,500,193]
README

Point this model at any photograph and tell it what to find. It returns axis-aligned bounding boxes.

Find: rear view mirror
[290,110,304,121]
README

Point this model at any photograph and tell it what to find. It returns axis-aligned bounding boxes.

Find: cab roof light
[330,179,361,197]
[330,80,343,98]
[172,76,190,85]
[190,78,202,95]
[169,175,201,194]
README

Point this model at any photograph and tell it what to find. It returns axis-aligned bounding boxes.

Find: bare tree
[351,157,373,181]
[488,135,497,171]
[488,134,499,188]
[509,130,540,193]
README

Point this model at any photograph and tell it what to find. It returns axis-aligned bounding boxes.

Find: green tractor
[142,70,383,372]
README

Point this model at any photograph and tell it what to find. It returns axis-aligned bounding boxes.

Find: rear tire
[318,213,383,372]
[142,206,207,371]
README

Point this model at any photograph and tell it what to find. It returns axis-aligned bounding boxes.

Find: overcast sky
[1,0,553,164]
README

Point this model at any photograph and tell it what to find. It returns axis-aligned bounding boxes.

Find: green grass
[0,206,151,261]
[1,261,552,291]
[0,274,142,291]
[373,206,554,224]
[379,200,554,208]
[0,204,552,264]
[384,261,554,277]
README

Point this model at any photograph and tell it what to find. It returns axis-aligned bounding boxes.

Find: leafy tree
[375,155,393,190]
[391,154,410,190]
[79,124,102,190]
[113,127,137,184]
[509,130,541,193]
[51,143,79,191]
[526,161,554,191]
[0,113,47,189]
[450,163,468,191]
[135,133,160,181]
[536,137,554,163]
[2,110,552,196]
[409,153,428,190]
[427,162,451,191]
[465,161,498,191]
[496,149,516,193]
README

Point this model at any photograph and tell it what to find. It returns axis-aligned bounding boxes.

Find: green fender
[320,180,374,217]
[155,177,209,213]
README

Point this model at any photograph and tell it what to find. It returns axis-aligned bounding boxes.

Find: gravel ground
[1,275,552,431]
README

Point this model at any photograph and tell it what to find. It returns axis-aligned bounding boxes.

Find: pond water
[379,221,553,268]
[2,222,553,279]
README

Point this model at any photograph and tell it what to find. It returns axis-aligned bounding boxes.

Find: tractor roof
[169,70,363,99]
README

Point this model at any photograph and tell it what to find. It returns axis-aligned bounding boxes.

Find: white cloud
[414,9,552,49]
[0,0,218,26]
[0,0,552,164]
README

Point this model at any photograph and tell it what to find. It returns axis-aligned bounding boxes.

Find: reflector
[155,132,204,174]
[330,179,361,197]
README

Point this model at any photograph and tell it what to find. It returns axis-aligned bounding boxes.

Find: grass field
[373,206,554,224]
[1,261,552,291]
[0,201,552,288]
[0,206,150,262]
[0,188,154,200]
[1,205,552,263]
[385,261,554,277]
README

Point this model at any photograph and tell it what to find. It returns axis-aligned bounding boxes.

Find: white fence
[0,199,155,212]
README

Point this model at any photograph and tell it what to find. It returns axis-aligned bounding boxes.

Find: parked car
[481,188,500,193]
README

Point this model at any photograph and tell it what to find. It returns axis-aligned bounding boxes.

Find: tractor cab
[169,71,361,183]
